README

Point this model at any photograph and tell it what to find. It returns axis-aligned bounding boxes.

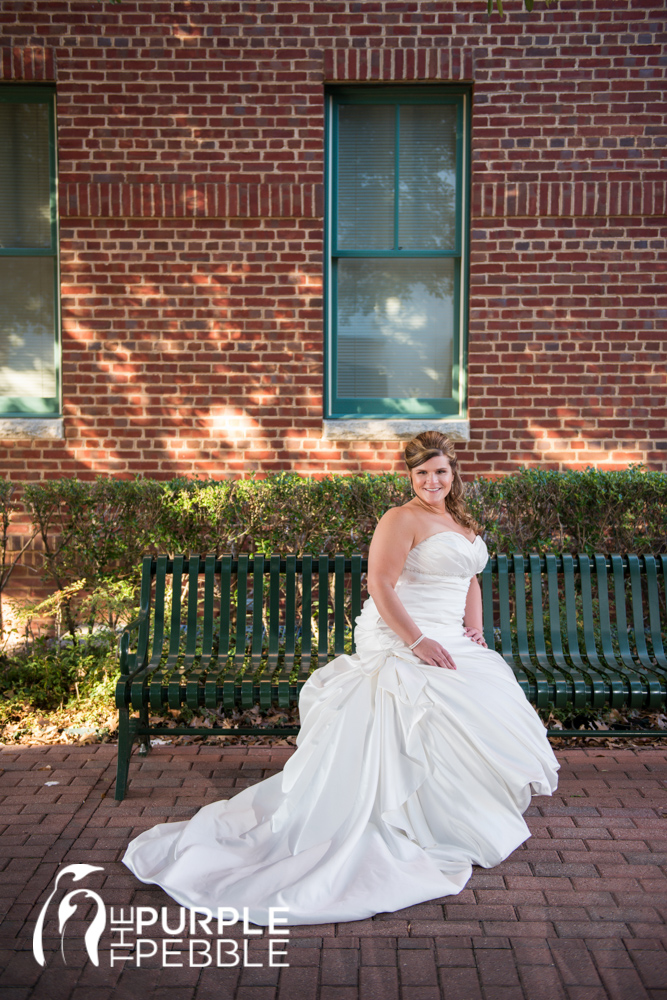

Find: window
[0,86,59,416]
[325,87,470,421]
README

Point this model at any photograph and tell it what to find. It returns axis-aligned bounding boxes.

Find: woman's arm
[367,509,457,670]
[464,576,483,631]
[463,576,487,647]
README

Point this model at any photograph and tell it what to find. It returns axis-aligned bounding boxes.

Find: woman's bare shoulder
[374,502,421,541]
[369,503,419,578]
[376,502,419,529]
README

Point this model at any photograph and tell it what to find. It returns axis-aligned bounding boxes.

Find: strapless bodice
[354,531,490,659]
[401,530,488,580]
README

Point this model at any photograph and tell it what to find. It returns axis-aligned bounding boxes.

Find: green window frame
[325,86,471,420]
[0,85,60,416]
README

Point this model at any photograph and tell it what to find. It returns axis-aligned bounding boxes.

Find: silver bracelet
[408,634,425,650]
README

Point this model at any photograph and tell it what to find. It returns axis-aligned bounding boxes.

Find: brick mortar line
[57,211,665,221]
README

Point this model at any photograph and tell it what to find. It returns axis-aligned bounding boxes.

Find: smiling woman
[411,455,455,504]
[123,431,558,926]
[403,431,477,538]
[366,431,485,667]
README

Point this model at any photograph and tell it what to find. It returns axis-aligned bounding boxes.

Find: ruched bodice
[402,529,487,579]
[124,529,559,926]
[355,531,488,660]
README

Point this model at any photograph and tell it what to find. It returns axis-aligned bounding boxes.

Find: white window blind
[0,258,57,398]
[337,259,454,399]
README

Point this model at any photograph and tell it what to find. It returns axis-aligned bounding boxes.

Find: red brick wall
[0,0,665,480]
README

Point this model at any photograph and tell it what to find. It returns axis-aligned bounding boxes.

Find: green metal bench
[481,553,667,728]
[114,551,667,800]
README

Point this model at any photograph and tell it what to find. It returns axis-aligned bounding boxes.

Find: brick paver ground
[1,743,665,1000]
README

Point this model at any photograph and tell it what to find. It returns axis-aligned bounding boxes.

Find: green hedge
[2,466,665,635]
[468,466,667,556]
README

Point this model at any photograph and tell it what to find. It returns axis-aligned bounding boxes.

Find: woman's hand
[464,626,487,648]
[411,636,457,670]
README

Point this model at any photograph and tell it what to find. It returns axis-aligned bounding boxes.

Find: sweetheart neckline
[410,529,481,553]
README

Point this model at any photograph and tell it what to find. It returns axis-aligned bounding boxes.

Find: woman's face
[410,454,454,509]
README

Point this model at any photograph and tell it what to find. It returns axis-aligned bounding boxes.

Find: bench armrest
[118,609,150,676]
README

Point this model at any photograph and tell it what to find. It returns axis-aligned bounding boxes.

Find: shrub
[156,472,410,557]
[0,479,38,635]
[468,465,667,555]
[21,477,163,634]
[1,630,117,711]
[0,465,663,639]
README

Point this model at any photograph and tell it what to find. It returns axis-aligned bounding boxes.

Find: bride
[123,432,559,925]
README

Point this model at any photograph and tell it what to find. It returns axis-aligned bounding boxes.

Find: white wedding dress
[123,532,559,925]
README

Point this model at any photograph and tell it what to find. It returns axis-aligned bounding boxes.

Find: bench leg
[137,707,151,756]
[115,707,134,801]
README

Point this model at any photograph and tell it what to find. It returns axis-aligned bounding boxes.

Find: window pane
[337,105,394,250]
[337,259,454,399]
[0,257,57,398]
[0,101,52,249]
[399,105,457,250]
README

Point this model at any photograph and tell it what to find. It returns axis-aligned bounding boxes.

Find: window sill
[322,417,470,442]
[0,417,64,440]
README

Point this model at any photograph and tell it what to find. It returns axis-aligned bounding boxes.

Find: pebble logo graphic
[33,864,106,967]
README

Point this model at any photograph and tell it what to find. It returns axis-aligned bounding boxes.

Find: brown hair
[404,431,477,531]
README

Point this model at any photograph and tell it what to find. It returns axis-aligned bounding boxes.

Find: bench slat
[141,555,169,711]
[277,555,297,709]
[163,555,186,711]
[205,554,232,709]
[186,555,215,710]
[334,553,346,656]
[300,554,313,677]
[514,554,549,708]
[135,555,154,673]
[351,554,363,654]
[562,554,608,709]
[244,553,265,708]
[577,555,623,709]
[497,555,532,699]
[627,555,665,707]
[262,554,282,711]
[529,554,569,708]
[179,555,201,710]
[645,556,667,671]
[610,554,650,710]
[317,554,330,668]
[544,555,582,708]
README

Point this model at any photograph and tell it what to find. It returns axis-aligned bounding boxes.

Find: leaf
[524,0,534,10]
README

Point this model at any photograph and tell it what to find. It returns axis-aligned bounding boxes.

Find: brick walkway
[1,743,665,1000]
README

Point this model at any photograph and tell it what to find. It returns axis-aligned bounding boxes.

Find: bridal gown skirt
[123,533,559,926]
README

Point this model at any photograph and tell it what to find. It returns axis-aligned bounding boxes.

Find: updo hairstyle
[404,431,477,532]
